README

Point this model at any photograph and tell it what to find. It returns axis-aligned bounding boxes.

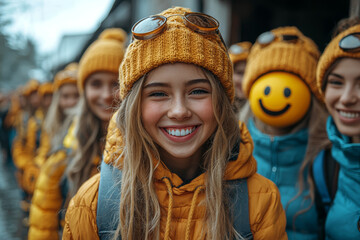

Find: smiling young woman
[316,20,360,239]
[62,6,287,240]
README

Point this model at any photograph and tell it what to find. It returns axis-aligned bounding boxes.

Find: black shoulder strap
[97,161,252,240]
[313,148,339,240]
[227,179,253,239]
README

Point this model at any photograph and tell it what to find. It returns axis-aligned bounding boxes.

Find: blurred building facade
[48,0,352,77]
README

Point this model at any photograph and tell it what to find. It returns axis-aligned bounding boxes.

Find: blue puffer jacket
[248,118,319,240]
[325,117,360,240]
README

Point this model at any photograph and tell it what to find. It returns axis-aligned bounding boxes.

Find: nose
[340,84,358,105]
[102,84,114,103]
[167,96,191,120]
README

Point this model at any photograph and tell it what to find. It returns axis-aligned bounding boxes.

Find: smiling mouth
[259,99,291,116]
[163,126,199,137]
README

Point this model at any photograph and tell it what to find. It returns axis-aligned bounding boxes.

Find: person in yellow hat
[62,7,286,240]
[229,41,252,122]
[28,28,126,240]
[242,26,330,239]
[12,79,41,217]
[315,18,360,240]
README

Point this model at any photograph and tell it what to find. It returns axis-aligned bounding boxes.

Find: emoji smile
[259,99,291,116]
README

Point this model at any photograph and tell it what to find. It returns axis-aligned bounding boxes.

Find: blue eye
[191,89,209,95]
[284,88,291,98]
[149,92,166,97]
[264,86,270,95]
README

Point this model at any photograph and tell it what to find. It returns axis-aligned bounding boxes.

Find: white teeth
[166,127,196,137]
[339,111,360,118]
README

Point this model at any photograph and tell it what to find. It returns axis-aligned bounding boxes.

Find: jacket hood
[103,111,257,191]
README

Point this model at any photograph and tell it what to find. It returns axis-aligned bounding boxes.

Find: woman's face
[59,83,79,111]
[85,72,119,122]
[325,58,360,139]
[233,61,247,99]
[141,63,217,162]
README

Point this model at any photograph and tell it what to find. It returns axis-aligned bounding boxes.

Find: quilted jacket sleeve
[62,173,101,240]
[28,150,68,240]
[248,173,287,240]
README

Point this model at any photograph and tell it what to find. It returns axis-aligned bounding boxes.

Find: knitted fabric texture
[119,6,234,102]
[229,41,252,64]
[23,79,40,96]
[316,24,360,100]
[38,82,54,96]
[54,63,78,91]
[243,26,321,101]
[78,28,127,93]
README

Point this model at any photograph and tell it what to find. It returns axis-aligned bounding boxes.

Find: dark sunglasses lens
[185,13,218,28]
[229,45,244,54]
[282,34,299,43]
[132,16,166,34]
[339,33,360,51]
[257,31,275,45]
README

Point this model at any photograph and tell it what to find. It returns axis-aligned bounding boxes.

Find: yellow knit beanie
[119,6,234,102]
[54,63,78,91]
[38,82,54,96]
[229,41,252,64]
[22,79,40,96]
[243,26,321,101]
[78,28,127,93]
[316,24,360,100]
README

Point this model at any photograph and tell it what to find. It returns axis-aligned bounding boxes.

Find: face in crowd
[85,71,119,122]
[59,83,79,111]
[324,58,360,140]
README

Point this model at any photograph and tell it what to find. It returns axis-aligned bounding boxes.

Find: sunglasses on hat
[339,32,360,52]
[131,12,226,47]
[229,44,249,55]
[257,31,300,46]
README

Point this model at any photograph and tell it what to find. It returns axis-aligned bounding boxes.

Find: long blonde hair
[65,96,103,199]
[114,68,243,240]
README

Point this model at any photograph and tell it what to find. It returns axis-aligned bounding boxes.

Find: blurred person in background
[28,28,126,240]
[315,18,360,240]
[242,26,330,239]
[228,41,252,123]
[11,79,41,221]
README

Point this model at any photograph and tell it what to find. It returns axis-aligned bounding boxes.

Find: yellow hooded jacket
[28,120,100,240]
[62,121,287,240]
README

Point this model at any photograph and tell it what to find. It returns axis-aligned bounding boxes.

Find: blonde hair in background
[65,95,102,200]
[114,69,243,240]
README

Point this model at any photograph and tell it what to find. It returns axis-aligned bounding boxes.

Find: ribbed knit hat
[316,24,360,100]
[22,79,40,96]
[243,26,321,101]
[119,6,234,102]
[229,41,252,64]
[78,28,127,93]
[54,63,78,91]
[38,82,53,96]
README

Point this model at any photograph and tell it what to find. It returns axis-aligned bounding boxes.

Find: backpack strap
[97,160,121,240]
[227,179,253,239]
[97,161,252,240]
[313,150,332,212]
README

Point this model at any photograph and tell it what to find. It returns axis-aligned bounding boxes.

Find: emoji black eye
[264,86,270,96]
[284,88,291,98]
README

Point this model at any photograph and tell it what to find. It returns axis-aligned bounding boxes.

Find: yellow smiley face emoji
[249,71,311,127]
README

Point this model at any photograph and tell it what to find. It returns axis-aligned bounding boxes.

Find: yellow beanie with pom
[119,7,233,102]
[38,82,54,96]
[78,28,127,93]
[229,41,252,64]
[243,26,321,101]
[54,62,79,91]
[23,79,40,96]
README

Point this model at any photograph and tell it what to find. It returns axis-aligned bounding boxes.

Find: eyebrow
[143,78,210,88]
[328,73,344,79]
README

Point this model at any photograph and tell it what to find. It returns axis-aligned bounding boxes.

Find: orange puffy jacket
[62,121,287,240]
